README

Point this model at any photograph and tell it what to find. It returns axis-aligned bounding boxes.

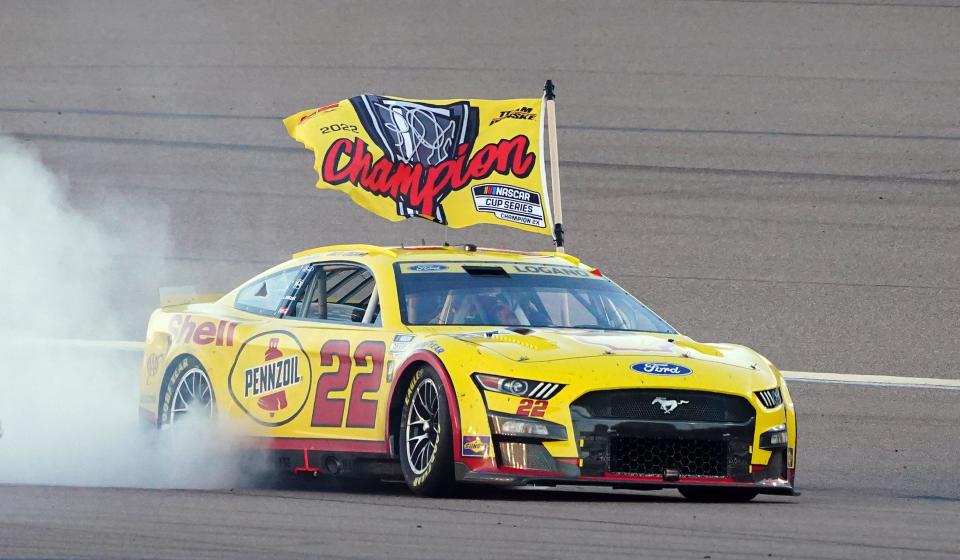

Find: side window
[235,267,302,316]
[290,263,379,325]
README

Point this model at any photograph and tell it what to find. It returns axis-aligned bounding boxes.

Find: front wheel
[678,486,759,502]
[399,366,457,497]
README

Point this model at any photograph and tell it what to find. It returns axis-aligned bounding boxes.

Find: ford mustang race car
[139,244,797,500]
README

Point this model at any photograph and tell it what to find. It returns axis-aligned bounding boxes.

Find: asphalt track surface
[1,1,959,559]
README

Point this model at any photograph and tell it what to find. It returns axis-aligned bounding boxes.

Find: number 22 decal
[516,398,548,417]
[311,339,386,428]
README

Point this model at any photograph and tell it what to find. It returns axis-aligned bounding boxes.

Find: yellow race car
[140,244,797,500]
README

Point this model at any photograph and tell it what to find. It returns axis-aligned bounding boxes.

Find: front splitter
[455,462,798,496]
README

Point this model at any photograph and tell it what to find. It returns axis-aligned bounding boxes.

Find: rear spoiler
[158,286,223,309]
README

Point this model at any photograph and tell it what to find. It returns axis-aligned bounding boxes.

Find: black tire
[399,366,457,497]
[158,354,216,428]
[678,486,759,502]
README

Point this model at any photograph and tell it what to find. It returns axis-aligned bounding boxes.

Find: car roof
[221,243,600,306]
[289,244,587,268]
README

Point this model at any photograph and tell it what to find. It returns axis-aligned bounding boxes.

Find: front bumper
[456,390,797,496]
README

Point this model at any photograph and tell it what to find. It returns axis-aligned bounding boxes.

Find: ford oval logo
[631,362,692,376]
[410,264,447,272]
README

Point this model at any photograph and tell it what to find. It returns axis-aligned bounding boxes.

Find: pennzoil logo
[490,106,536,125]
[228,331,312,426]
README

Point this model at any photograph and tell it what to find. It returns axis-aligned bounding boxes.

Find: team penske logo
[228,331,312,426]
[489,106,536,125]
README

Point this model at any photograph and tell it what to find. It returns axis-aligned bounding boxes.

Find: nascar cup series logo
[472,183,545,228]
[228,331,312,426]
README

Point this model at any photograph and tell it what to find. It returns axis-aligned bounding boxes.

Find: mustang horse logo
[652,397,690,414]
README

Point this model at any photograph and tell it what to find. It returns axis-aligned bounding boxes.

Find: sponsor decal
[631,362,692,376]
[408,264,448,272]
[490,105,537,125]
[472,183,546,229]
[169,315,238,347]
[462,435,491,457]
[511,264,590,277]
[416,341,445,354]
[228,331,312,426]
[321,95,536,224]
[144,352,164,379]
[298,102,340,124]
[390,334,416,353]
[652,397,689,414]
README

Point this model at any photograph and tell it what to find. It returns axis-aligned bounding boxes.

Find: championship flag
[284,95,554,237]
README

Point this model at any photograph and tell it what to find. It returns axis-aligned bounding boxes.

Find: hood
[451,328,745,362]
[443,328,778,392]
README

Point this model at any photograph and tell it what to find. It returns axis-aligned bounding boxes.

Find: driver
[406,290,444,324]
[478,292,521,325]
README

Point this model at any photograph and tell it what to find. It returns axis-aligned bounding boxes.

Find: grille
[609,437,728,477]
[573,390,755,423]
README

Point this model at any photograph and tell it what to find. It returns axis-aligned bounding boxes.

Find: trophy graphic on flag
[350,95,479,224]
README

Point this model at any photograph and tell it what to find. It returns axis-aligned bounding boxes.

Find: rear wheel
[678,486,759,502]
[159,355,215,428]
[399,366,457,497]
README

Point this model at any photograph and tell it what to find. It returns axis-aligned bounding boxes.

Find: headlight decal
[473,373,564,400]
[755,387,783,408]
[528,382,562,399]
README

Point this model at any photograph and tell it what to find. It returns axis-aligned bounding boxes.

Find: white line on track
[8,338,147,351]
[6,338,959,390]
[780,371,960,390]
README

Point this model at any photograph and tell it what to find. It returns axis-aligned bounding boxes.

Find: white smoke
[0,136,265,488]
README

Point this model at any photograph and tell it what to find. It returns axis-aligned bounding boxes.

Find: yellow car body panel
[140,244,797,493]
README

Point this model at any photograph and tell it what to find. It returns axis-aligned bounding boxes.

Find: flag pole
[544,80,565,253]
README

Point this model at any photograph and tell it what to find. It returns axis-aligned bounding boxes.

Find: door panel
[283,325,394,441]
[225,260,397,445]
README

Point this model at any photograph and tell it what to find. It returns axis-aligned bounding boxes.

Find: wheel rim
[170,367,214,425]
[405,378,440,475]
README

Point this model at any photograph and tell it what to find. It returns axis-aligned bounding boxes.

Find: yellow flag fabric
[284,95,553,236]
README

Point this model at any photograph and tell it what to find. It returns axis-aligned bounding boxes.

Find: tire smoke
[0,136,266,488]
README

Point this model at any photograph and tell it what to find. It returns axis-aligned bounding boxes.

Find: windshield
[395,262,675,333]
